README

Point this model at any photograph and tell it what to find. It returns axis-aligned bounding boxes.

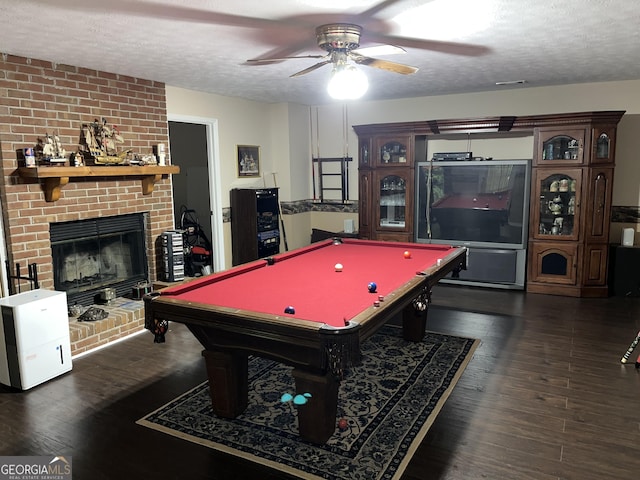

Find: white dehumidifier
[0,289,72,390]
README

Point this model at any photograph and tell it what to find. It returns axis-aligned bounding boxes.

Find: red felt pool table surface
[160,239,459,328]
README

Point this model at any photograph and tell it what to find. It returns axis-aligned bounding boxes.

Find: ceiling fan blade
[244,35,323,64]
[246,55,326,65]
[350,53,418,75]
[32,0,285,30]
[353,45,406,56]
[290,60,333,78]
[364,33,490,57]
[358,0,408,19]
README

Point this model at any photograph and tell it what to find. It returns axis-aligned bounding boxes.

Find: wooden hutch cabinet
[355,129,420,242]
[527,113,622,297]
[354,111,624,297]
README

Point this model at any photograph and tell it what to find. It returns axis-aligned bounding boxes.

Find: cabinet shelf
[16,165,180,202]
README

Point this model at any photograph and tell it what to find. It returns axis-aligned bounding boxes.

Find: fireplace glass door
[50,214,148,305]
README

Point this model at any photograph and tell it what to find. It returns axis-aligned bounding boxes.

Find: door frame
[168,114,225,272]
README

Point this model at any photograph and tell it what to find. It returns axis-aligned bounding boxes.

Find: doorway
[168,116,224,272]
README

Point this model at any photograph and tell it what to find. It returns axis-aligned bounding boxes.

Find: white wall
[287,103,313,201]
[166,87,287,201]
[614,114,640,205]
[346,80,640,122]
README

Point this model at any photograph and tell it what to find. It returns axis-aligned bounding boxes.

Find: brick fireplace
[0,54,176,355]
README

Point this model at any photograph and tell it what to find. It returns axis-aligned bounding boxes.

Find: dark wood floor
[2,284,640,479]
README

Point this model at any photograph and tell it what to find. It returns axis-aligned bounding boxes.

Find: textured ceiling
[1,0,640,105]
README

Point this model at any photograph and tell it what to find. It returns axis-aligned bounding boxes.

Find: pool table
[144,238,466,444]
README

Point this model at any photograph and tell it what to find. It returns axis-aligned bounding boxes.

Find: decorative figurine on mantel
[35,132,68,166]
[79,117,132,165]
[71,151,85,167]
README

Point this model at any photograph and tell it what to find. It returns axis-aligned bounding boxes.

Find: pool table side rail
[144,295,359,371]
[148,296,326,332]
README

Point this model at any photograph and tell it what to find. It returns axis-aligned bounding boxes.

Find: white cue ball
[335,263,343,272]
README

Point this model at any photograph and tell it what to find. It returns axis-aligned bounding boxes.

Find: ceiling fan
[246,23,420,78]
[34,0,490,90]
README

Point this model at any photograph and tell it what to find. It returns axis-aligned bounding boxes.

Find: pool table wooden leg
[202,350,249,418]
[402,288,431,342]
[291,368,339,444]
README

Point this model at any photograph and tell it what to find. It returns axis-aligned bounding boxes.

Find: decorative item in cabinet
[379,174,407,228]
[359,137,371,166]
[535,128,586,165]
[533,168,582,241]
[590,126,616,164]
[375,136,412,166]
[595,133,610,159]
[373,168,413,237]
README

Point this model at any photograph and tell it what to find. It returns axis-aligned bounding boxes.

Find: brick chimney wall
[0,53,175,354]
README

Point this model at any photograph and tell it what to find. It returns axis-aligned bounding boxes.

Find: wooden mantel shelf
[17,165,180,202]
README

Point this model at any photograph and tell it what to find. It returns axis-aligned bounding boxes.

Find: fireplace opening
[50,213,149,306]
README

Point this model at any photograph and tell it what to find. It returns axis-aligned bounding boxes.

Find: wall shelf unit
[16,165,180,202]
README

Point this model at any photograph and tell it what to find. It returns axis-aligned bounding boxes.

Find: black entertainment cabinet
[230,188,281,266]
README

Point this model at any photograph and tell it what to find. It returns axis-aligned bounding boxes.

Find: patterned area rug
[137,325,479,480]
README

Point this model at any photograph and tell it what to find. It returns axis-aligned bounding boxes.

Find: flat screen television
[416,159,531,249]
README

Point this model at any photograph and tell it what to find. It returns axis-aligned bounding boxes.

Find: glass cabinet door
[595,132,610,159]
[533,168,582,241]
[536,129,585,165]
[378,174,407,228]
[359,137,371,167]
[591,127,616,164]
[375,136,411,166]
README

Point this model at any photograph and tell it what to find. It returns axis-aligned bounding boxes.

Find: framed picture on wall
[237,145,260,177]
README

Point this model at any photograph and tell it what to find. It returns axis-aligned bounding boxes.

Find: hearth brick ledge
[69,297,147,357]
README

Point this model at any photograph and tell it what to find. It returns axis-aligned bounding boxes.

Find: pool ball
[367,282,377,293]
[334,263,343,272]
[337,418,348,430]
[403,250,411,259]
[284,306,295,314]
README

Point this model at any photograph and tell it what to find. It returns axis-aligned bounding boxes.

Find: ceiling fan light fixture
[327,64,369,100]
